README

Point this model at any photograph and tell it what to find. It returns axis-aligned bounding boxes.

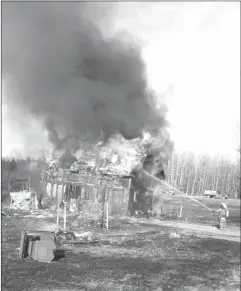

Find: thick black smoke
[2,3,168,157]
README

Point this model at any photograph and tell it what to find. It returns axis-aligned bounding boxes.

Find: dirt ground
[1,208,240,291]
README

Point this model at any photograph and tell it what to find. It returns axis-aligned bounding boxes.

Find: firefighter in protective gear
[212,203,229,230]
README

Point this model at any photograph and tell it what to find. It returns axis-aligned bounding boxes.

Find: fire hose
[142,170,213,212]
[143,170,239,228]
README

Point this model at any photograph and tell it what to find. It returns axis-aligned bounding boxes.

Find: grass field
[1,202,240,291]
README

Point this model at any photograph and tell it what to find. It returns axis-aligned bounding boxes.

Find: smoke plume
[2,2,170,163]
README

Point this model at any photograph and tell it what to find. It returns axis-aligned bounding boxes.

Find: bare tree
[191,155,200,195]
[1,159,17,193]
[165,150,240,199]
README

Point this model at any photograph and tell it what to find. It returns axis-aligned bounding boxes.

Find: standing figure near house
[212,203,229,230]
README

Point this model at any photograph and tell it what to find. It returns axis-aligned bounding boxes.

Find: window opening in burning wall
[84,190,90,200]
[75,186,81,199]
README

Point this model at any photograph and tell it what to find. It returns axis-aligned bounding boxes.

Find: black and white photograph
[1,2,240,291]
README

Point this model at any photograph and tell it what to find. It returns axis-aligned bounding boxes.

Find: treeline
[2,150,240,199]
[2,158,29,192]
[166,152,240,198]
[1,158,45,194]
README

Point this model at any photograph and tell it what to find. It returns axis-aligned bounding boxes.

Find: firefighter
[212,203,229,230]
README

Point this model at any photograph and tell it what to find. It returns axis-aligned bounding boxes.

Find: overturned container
[19,230,56,263]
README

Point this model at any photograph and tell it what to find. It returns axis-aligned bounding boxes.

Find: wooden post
[29,169,31,191]
[50,182,53,198]
[62,184,64,201]
[179,204,183,217]
[56,184,59,209]
[128,177,132,193]
[56,202,60,228]
[63,202,67,230]
[106,197,109,230]
[151,187,155,212]
[127,178,133,216]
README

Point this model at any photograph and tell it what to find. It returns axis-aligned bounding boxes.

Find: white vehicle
[204,190,219,198]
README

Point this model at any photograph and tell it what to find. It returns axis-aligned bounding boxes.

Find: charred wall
[128,169,165,216]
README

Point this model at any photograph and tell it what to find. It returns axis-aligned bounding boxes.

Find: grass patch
[1,212,240,291]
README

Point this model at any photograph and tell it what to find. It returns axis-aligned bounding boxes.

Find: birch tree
[165,151,240,198]
[191,155,199,195]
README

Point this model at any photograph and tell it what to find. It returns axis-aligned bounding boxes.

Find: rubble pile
[10,191,37,210]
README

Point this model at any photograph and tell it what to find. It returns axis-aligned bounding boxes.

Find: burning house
[42,137,138,216]
[43,166,133,216]
[42,134,168,218]
[3,3,173,218]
